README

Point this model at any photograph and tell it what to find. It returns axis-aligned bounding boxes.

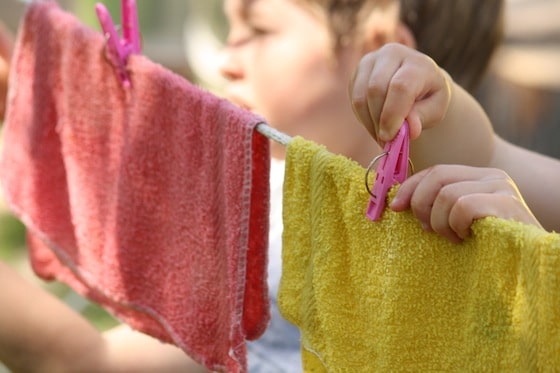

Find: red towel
[0,2,270,372]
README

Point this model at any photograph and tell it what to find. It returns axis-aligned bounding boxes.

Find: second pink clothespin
[95,0,142,87]
[365,121,411,221]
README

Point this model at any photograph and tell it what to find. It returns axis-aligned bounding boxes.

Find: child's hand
[0,22,13,121]
[349,43,452,144]
[390,165,543,243]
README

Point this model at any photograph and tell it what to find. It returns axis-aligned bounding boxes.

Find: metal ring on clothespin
[365,152,387,197]
[364,153,415,197]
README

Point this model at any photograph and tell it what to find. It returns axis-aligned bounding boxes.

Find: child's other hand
[0,22,13,121]
[349,43,452,144]
[390,165,543,243]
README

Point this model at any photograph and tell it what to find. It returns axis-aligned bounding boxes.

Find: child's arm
[390,165,543,243]
[490,137,560,232]
[350,43,560,232]
[0,261,107,372]
[0,261,208,372]
[101,324,209,373]
[0,22,13,120]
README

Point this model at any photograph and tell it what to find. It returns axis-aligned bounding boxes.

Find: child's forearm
[0,261,108,372]
[491,137,560,232]
[102,325,209,372]
[410,78,496,171]
[0,22,13,121]
[0,262,209,372]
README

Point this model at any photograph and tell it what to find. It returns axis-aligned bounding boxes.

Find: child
[1,0,524,372]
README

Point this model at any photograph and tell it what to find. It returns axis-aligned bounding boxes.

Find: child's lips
[226,95,266,117]
[233,100,255,113]
[239,103,253,111]
[226,94,253,111]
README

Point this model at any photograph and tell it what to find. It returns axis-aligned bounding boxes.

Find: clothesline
[256,122,292,145]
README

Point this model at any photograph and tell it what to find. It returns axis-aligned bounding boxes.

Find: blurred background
[477,0,560,159]
[0,0,559,371]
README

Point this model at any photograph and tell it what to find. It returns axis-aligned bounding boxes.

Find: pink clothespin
[365,121,411,221]
[95,0,141,87]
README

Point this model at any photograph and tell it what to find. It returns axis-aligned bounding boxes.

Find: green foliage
[0,212,25,260]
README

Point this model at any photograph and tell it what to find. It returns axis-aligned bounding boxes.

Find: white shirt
[247,158,302,372]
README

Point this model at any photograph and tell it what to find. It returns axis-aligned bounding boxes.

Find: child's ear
[357,6,416,52]
[395,22,417,49]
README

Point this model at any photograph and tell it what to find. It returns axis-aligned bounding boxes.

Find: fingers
[378,55,445,142]
[378,63,423,142]
[350,51,383,142]
[390,165,535,243]
[390,167,430,212]
[350,43,451,144]
[0,22,13,61]
[351,44,409,142]
[448,193,505,240]
[0,23,13,121]
[0,57,8,119]
[448,193,543,238]
[429,179,508,243]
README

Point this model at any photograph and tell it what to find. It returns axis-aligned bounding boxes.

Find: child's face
[221,0,379,162]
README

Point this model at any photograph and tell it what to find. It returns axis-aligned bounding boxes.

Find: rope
[255,122,292,145]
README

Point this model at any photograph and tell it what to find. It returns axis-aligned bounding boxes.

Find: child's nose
[218,48,243,81]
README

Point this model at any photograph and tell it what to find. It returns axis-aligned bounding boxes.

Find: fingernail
[389,196,399,209]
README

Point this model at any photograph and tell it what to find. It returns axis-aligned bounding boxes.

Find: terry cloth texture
[0,2,270,372]
[279,137,560,372]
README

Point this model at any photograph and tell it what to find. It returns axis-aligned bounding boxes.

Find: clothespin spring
[364,153,415,197]
[365,122,414,221]
[95,0,141,87]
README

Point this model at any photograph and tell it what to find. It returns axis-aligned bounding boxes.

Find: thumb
[405,111,422,140]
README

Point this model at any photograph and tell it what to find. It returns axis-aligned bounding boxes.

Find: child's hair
[298,0,504,92]
[401,0,504,92]
[296,0,394,48]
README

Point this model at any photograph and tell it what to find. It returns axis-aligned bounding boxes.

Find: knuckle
[387,76,409,95]
[488,167,510,180]
[436,184,456,205]
[453,195,474,216]
[410,199,429,223]
[381,43,400,53]
[366,82,385,99]
[426,164,448,179]
[352,95,369,112]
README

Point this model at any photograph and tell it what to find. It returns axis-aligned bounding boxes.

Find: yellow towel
[278,137,560,372]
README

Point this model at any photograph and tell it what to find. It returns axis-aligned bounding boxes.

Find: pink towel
[0,2,270,372]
